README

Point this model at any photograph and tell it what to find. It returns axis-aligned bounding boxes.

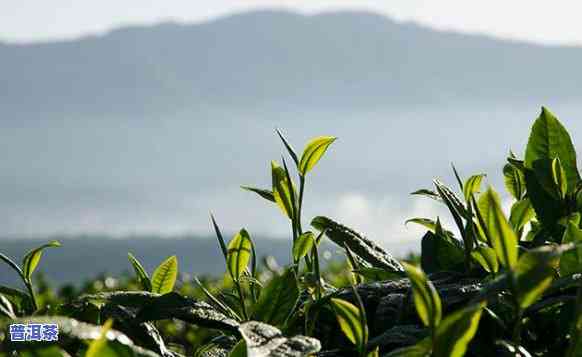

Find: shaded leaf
[330,298,366,347]
[515,245,563,309]
[560,222,582,276]
[128,253,152,292]
[151,255,178,295]
[383,337,432,357]
[0,293,16,319]
[241,186,275,203]
[275,128,299,166]
[420,231,465,274]
[252,268,299,328]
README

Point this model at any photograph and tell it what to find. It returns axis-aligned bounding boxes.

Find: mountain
[1,10,582,243]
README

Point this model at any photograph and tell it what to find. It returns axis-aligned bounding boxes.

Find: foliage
[1,108,582,357]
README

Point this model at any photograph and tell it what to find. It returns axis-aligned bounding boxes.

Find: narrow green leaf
[524,107,580,194]
[433,302,486,357]
[85,319,114,357]
[405,218,438,232]
[0,252,24,281]
[240,186,275,203]
[151,255,178,294]
[383,337,432,357]
[0,293,16,319]
[411,189,441,201]
[515,245,562,309]
[128,253,152,292]
[193,276,241,321]
[402,262,442,329]
[552,157,568,199]
[210,213,228,262]
[293,232,315,262]
[330,298,366,347]
[560,222,582,277]
[22,240,61,281]
[271,161,296,219]
[298,136,336,176]
[463,174,486,201]
[509,198,535,233]
[227,229,253,281]
[471,246,499,273]
[251,268,299,328]
[275,128,299,167]
[481,187,518,269]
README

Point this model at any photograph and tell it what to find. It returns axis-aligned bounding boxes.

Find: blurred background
[1,1,582,284]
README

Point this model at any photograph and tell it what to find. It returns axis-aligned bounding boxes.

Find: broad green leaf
[227,229,253,281]
[151,255,178,294]
[251,268,299,328]
[433,302,485,357]
[238,321,321,356]
[402,262,442,329]
[420,231,465,274]
[240,186,275,203]
[509,198,535,233]
[22,240,61,281]
[503,162,526,200]
[463,174,486,201]
[471,246,499,273]
[560,222,582,276]
[383,337,432,357]
[330,298,366,347]
[271,161,296,219]
[0,285,33,314]
[481,187,518,269]
[298,136,336,176]
[524,107,580,194]
[552,157,568,199]
[525,167,563,225]
[85,319,114,357]
[292,232,315,262]
[515,245,562,309]
[128,253,152,292]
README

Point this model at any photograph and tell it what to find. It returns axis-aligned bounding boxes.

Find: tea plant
[1,107,582,357]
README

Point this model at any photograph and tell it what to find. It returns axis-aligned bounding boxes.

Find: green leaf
[515,245,562,309]
[0,285,33,314]
[471,246,499,273]
[433,302,486,357]
[0,293,16,319]
[228,340,247,357]
[227,229,253,281]
[128,253,152,292]
[271,161,296,219]
[411,189,441,201]
[503,162,526,200]
[552,157,568,199]
[383,337,432,357]
[560,222,582,277]
[330,298,366,347]
[481,187,518,269]
[298,136,336,176]
[292,232,315,262]
[251,268,299,328]
[151,255,178,294]
[509,198,535,233]
[566,286,582,357]
[402,262,442,329]
[405,218,455,235]
[276,128,299,166]
[85,319,114,357]
[22,240,61,281]
[525,107,580,195]
[240,186,275,203]
[463,174,486,201]
[210,213,228,262]
[420,231,465,274]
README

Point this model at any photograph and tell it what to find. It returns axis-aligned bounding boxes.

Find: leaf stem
[235,280,248,320]
[24,280,38,312]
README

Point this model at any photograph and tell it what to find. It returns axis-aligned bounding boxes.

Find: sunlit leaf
[402,262,442,329]
[433,302,486,357]
[151,255,178,295]
[463,174,486,201]
[227,229,253,281]
[330,298,366,347]
[85,319,114,357]
[271,161,296,219]
[128,253,152,292]
[509,198,535,233]
[292,232,315,262]
[560,222,582,277]
[515,245,563,309]
[481,187,518,269]
[21,240,61,282]
[552,157,568,199]
[298,136,336,176]
[503,162,526,200]
[471,246,499,273]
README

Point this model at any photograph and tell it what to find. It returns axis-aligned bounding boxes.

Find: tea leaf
[481,187,518,269]
[471,246,499,273]
[0,293,16,319]
[271,161,296,219]
[276,128,299,166]
[433,302,486,357]
[292,232,315,262]
[515,245,562,309]
[560,222,582,276]
[330,298,366,347]
[509,198,535,232]
[402,262,442,329]
[552,157,568,199]
[85,319,114,357]
[238,321,321,357]
[420,231,465,274]
[383,337,432,356]
[525,107,580,195]
[227,229,253,281]
[411,189,441,201]
[211,213,229,262]
[128,253,152,292]
[503,162,526,200]
[298,136,336,176]
[22,240,61,281]
[151,255,178,295]
[463,174,486,201]
[240,186,275,203]
[252,268,299,328]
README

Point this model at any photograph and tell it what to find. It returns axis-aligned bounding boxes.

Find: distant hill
[2,10,581,120]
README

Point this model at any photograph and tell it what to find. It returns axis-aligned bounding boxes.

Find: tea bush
[2,107,582,356]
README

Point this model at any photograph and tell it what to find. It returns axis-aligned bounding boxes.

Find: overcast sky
[1,0,581,45]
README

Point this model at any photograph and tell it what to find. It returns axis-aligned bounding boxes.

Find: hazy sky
[1,0,581,45]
